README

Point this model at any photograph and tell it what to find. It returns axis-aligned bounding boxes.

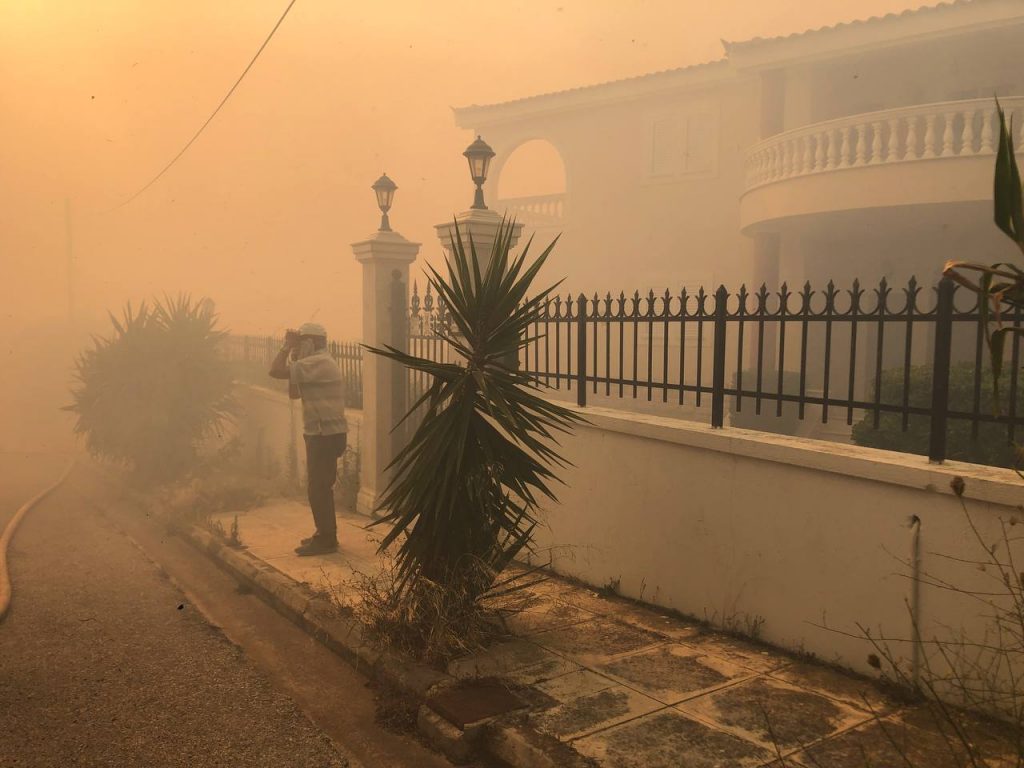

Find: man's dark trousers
[304,432,347,542]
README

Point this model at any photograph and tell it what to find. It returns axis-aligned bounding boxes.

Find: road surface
[0,456,454,768]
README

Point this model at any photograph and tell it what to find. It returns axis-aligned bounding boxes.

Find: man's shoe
[295,537,339,556]
[300,534,316,546]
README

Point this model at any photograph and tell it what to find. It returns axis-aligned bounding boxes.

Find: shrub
[365,220,580,659]
[67,295,235,481]
[851,362,1022,467]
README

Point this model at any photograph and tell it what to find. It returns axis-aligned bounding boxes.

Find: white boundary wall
[534,404,1024,679]
[233,385,362,485]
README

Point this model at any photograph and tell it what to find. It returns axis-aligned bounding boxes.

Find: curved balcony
[741,97,1024,232]
[495,192,565,229]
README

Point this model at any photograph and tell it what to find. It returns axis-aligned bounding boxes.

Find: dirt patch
[600,647,731,698]
[582,709,772,768]
[709,678,845,751]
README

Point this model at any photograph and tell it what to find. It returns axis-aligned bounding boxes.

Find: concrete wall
[232,384,362,486]
[532,403,1024,683]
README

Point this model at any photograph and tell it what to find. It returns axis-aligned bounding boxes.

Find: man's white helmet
[298,322,327,339]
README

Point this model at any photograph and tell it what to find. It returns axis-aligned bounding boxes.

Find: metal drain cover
[427,682,529,728]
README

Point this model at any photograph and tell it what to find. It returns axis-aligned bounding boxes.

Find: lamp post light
[371,173,397,231]
[463,136,495,210]
[435,135,521,269]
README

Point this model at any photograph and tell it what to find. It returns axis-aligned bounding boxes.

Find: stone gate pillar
[351,230,420,517]
[435,208,523,275]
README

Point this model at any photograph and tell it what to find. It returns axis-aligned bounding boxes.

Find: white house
[455,0,1024,296]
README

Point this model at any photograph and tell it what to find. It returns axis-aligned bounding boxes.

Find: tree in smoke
[66,294,235,481]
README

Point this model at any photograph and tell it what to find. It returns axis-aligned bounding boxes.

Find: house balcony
[740,97,1024,233]
[494,192,566,230]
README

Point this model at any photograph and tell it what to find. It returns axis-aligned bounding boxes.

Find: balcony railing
[495,192,565,228]
[744,97,1024,192]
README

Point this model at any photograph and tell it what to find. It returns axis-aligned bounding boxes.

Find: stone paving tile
[609,601,704,642]
[217,501,1022,768]
[573,707,774,768]
[518,576,614,616]
[531,617,667,663]
[683,633,792,675]
[768,661,894,715]
[676,676,870,755]
[534,669,619,705]
[502,656,582,686]
[594,643,754,706]
[899,705,1021,765]
[446,639,557,680]
[498,597,595,636]
[528,684,664,741]
[793,717,1004,768]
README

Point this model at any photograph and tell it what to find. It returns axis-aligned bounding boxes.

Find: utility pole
[65,198,74,325]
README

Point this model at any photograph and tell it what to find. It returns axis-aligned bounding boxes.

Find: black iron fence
[222,334,364,410]
[407,282,457,408]
[408,275,1024,465]
[223,273,1024,465]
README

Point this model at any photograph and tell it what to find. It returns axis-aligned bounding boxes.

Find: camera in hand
[285,329,301,347]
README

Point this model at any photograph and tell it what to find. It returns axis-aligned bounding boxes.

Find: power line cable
[112,0,298,210]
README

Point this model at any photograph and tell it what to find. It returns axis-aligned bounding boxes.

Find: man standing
[269,322,348,556]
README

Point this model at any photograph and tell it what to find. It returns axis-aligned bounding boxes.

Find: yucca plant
[67,294,235,481]
[945,100,1024,396]
[366,220,581,621]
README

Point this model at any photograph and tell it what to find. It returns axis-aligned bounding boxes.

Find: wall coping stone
[563,402,1024,508]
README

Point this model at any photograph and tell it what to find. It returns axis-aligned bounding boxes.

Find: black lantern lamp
[463,136,495,210]
[371,173,397,231]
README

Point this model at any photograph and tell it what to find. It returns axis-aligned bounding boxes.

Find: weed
[227,514,243,548]
[598,575,621,598]
[334,442,360,512]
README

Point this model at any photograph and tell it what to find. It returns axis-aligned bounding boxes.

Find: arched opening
[495,139,567,228]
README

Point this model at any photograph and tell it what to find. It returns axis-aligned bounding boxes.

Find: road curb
[178,523,596,768]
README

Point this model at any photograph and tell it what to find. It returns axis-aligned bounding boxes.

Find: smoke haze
[1,0,927,341]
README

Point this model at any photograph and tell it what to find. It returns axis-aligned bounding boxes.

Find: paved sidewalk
[214,501,1016,768]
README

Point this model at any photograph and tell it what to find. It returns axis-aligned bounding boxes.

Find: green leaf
[994,99,1024,246]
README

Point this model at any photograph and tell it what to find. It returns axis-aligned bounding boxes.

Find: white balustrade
[744,96,1024,191]
[962,109,976,156]
[886,117,901,161]
[497,193,566,227]
[870,121,883,165]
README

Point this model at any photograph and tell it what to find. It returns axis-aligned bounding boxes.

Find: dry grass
[326,547,545,667]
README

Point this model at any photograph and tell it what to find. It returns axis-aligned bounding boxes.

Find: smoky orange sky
[1,0,928,341]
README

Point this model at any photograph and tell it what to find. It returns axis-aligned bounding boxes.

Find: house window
[648,112,717,177]
[684,113,715,173]
[650,115,684,175]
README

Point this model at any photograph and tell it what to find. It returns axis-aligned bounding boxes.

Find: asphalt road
[0,459,452,768]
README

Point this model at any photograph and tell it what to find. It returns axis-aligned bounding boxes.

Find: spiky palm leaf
[366,220,581,599]
[945,100,1024,396]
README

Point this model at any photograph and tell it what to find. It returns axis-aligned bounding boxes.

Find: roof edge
[453,58,731,128]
